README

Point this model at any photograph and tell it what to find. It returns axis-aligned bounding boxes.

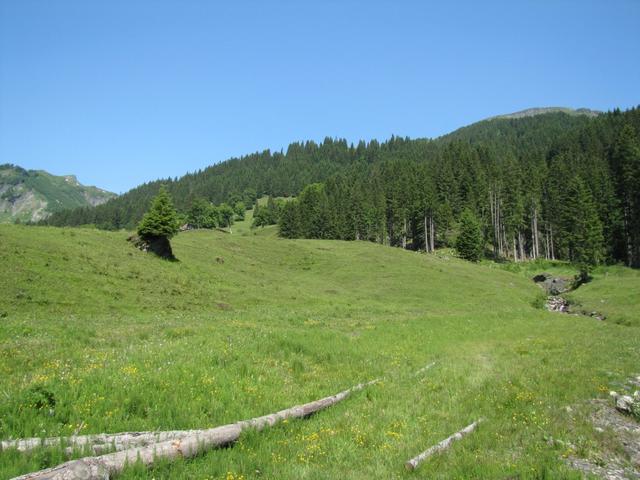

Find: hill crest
[490,106,601,120]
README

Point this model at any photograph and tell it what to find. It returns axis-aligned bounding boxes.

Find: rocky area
[533,272,572,295]
[565,377,640,479]
[533,272,606,320]
[546,295,570,313]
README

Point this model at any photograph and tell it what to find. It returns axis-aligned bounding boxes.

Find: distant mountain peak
[491,107,602,120]
[0,164,117,223]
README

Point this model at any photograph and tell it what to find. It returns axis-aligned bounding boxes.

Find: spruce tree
[565,176,604,266]
[136,186,180,258]
[456,209,483,262]
[279,201,301,238]
[137,186,180,240]
[611,124,640,266]
[187,198,214,229]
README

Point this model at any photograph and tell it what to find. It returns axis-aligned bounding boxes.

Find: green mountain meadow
[1,221,638,478]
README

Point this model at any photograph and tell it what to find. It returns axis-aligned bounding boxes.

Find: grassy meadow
[0,222,639,479]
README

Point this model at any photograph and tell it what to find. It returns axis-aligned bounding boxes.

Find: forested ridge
[43,107,640,266]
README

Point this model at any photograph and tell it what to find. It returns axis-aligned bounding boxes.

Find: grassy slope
[492,260,640,327]
[567,267,640,326]
[0,225,638,479]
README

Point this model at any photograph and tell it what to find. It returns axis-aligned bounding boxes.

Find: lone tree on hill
[456,209,484,262]
[136,186,180,259]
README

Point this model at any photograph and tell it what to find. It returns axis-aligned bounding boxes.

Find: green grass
[567,266,640,327]
[0,225,638,479]
[232,196,287,236]
[491,259,640,327]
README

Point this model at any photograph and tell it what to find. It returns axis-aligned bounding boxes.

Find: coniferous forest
[42,107,640,267]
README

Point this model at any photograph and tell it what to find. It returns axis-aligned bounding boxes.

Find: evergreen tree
[234,201,246,220]
[279,201,301,238]
[610,124,640,266]
[265,196,280,224]
[137,186,180,240]
[218,203,235,230]
[136,186,180,259]
[187,198,215,228]
[298,183,331,238]
[564,177,604,266]
[252,205,268,227]
[456,209,484,262]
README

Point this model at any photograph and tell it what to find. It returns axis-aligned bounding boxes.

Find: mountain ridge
[0,164,116,223]
[490,106,602,120]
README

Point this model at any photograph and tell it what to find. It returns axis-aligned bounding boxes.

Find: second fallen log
[405,419,484,471]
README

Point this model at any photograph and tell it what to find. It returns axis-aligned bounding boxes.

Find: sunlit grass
[0,224,637,478]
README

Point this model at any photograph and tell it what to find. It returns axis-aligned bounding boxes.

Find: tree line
[41,108,640,266]
[41,111,592,231]
[278,108,640,267]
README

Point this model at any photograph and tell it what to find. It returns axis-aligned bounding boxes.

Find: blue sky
[1,1,638,193]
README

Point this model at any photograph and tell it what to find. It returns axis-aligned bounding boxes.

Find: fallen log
[405,418,484,470]
[1,430,200,456]
[5,362,438,456]
[11,379,378,480]
[413,362,436,376]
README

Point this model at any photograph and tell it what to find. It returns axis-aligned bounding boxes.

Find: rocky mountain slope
[0,164,116,223]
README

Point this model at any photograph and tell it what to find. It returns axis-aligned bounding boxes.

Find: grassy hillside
[567,267,640,327]
[0,164,116,223]
[0,225,638,479]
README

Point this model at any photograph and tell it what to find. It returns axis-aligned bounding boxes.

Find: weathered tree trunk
[429,215,435,252]
[424,215,429,252]
[496,194,502,257]
[533,207,540,259]
[490,190,496,257]
[11,380,378,480]
[1,430,198,455]
[402,217,407,249]
[544,226,550,260]
[518,231,525,261]
[405,419,484,471]
[501,222,508,259]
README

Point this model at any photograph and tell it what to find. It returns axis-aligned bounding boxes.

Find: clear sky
[1,1,638,193]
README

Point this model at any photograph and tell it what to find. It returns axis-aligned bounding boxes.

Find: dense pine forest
[42,107,640,267]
